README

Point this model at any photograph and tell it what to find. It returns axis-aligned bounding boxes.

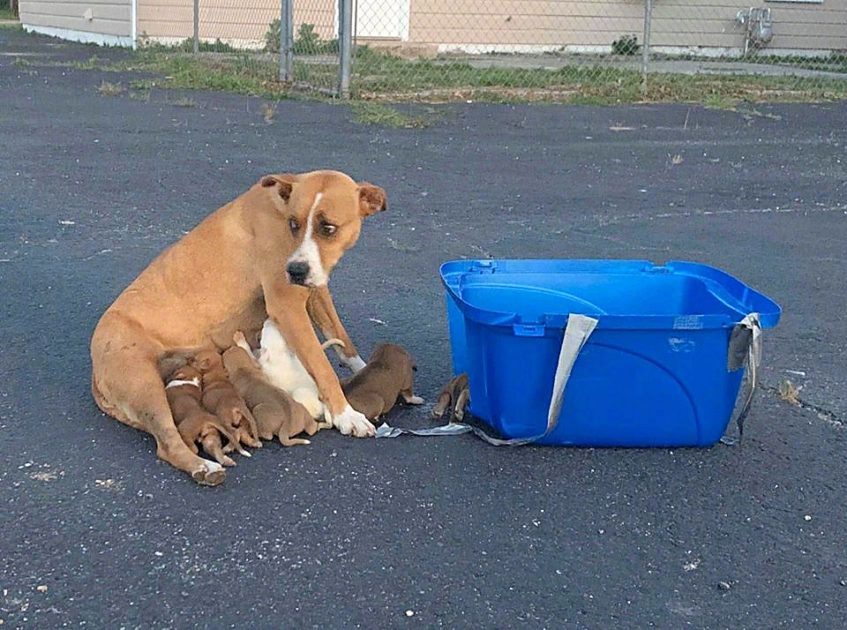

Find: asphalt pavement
[1,28,846,628]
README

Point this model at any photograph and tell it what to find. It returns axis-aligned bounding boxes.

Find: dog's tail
[321,338,346,351]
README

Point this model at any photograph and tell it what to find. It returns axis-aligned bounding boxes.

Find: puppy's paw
[191,460,226,486]
[405,395,425,405]
[333,405,375,438]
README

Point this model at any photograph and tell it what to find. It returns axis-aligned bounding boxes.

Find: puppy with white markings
[164,365,242,467]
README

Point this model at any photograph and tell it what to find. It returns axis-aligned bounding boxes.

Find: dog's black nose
[287,261,310,285]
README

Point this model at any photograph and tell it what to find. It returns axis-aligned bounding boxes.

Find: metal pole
[279,0,294,82]
[338,0,353,98]
[193,0,199,53]
[130,0,137,50]
[641,0,653,82]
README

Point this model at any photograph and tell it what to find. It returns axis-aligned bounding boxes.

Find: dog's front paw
[333,405,375,438]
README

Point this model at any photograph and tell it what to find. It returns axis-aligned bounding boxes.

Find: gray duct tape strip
[376,314,599,446]
[722,312,763,444]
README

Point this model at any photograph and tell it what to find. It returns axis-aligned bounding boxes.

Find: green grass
[0,7,17,20]
[747,52,847,74]
[97,80,125,96]
[348,48,847,103]
[108,52,293,99]
[139,37,241,53]
[107,47,847,106]
[9,25,845,112]
[70,55,103,70]
[702,94,738,110]
[348,102,437,128]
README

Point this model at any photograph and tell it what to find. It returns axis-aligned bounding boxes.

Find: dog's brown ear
[260,173,298,202]
[358,182,387,217]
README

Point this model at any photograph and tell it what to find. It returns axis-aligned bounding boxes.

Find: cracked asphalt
[1,28,846,628]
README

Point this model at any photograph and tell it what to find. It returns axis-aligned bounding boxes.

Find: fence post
[279,0,294,82]
[641,0,653,87]
[338,0,353,98]
[193,0,199,53]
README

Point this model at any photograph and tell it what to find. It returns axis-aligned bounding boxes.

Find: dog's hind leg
[110,367,224,485]
[453,388,470,421]
[431,389,452,419]
[251,403,280,441]
[201,431,237,467]
[279,434,310,447]
[91,316,226,486]
[236,404,262,447]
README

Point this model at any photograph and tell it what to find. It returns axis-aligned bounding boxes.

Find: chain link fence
[132,0,847,101]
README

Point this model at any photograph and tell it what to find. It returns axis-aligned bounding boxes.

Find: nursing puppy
[255,318,345,422]
[342,343,423,424]
[223,336,321,446]
[192,349,261,451]
[164,366,240,467]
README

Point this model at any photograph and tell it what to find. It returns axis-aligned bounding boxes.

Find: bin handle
[376,314,599,445]
[722,312,762,444]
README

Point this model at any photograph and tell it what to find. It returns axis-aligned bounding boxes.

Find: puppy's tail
[321,338,346,351]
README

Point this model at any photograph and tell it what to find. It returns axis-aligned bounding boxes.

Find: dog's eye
[319,222,337,237]
[289,217,300,234]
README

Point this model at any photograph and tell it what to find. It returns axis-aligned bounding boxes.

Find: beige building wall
[20,0,131,39]
[22,0,845,52]
[409,0,847,53]
[137,0,335,46]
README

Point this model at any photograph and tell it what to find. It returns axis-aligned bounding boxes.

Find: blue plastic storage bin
[441,259,781,447]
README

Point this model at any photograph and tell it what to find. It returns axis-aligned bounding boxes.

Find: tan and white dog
[90,170,387,485]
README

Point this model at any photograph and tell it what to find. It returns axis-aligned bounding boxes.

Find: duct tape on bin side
[377,314,599,446]
[721,312,762,445]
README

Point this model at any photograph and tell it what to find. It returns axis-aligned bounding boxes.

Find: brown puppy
[193,349,261,451]
[222,340,320,447]
[432,373,470,422]
[342,343,424,424]
[164,366,239,467]
[90,170,387,484]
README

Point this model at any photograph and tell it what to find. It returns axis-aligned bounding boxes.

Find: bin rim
[439,258,782,331]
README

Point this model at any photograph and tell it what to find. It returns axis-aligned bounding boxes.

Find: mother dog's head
[258,170,387,288]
